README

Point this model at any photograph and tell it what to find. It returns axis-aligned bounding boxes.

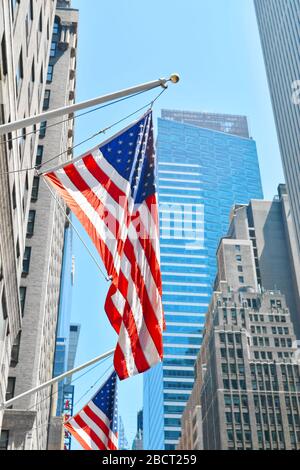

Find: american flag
[44,110,164,380]
[64,371,118,450]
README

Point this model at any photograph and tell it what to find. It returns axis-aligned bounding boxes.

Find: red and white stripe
[44,147,164,380]
[64,401,118,451]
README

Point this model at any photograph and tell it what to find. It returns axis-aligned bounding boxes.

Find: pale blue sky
[68,0,284,448]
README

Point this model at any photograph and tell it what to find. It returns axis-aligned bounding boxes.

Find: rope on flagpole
[0,87,167,177]
[25,354,113,415]
[38,87,167,173]
[73,364,114,409]
[42,174,110,282]
[6,358,114,439]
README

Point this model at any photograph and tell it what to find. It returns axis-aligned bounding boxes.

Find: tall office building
[0,0,79,450]
[179,189,300,450]
[161,110,250,138]
[0,0,57,440]
[179,188,300,450]
[132,410,143,450]
[143,110,263,450]
[254,0,300,257]
[119,416,129,450]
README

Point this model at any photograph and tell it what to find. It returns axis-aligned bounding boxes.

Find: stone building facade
[0,0,57,436]
[178,188,300,450]
[0,0,78,450]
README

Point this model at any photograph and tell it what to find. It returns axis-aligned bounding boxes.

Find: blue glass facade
[143,115,263,450]
[53,224,78,419]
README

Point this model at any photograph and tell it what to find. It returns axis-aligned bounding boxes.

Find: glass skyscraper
[143,110,263,450]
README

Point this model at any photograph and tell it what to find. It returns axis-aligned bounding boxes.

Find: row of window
[219,332,242,345]
[253,351,273,360]
[223,379,246,391]
[249,313,287,323]
[221,363,245,375]
[220,348,244,359]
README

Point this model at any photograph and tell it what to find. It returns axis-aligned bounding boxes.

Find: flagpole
[0,349,115,410]
[0,74,180,136]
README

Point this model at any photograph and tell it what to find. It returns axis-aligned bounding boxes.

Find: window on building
[31,176,40,202]
[236,255,242,262]
[238,265,243,273]
[39,121,47,138]
[11,0,20,19]
[19,286,26,315]
[22,247,31,276]
[0,430,9,450]
[16,49,23,93]
[36,145,43,166]
[239,276,244,284]
[31,58,35,82]
[224,395,231,406]
[220,348,226,358]
[29,0,34,20]
[39,8,43,32]
[12,183,17,210]
[222,363,228,374]
[43,90,51,110]
[47,64,54,82]
[50,42,57,57]
[235,245,241,252]
[1,34,8,76]
[6,377,16,403]
[16,238,20,259]
[10,330,21,367]
[27,210,36,237]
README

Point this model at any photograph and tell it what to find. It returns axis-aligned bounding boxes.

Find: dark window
[19,287,26,315]
[238,265,243,273]
[0,430,9,450]
[10,331,21,367]
[12,184,16,209]
[6,377,16,403]
[22,247,31,276]
[43,90,51,110]
[236,255,242,262]
[39,8,43,32]
[16,49,23,92]
[29,0,33,20]
[39,121,47,138]
[239,276,244,284]
[36,145,43,166]
[16,239,20,259]
[31,176,40,201]
[27,210,36,237]
[1,34,8,76]
[31,59,35,82]
[1,290,8,320]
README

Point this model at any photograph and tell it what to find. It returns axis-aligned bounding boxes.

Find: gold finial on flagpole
[169,73,180,84]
